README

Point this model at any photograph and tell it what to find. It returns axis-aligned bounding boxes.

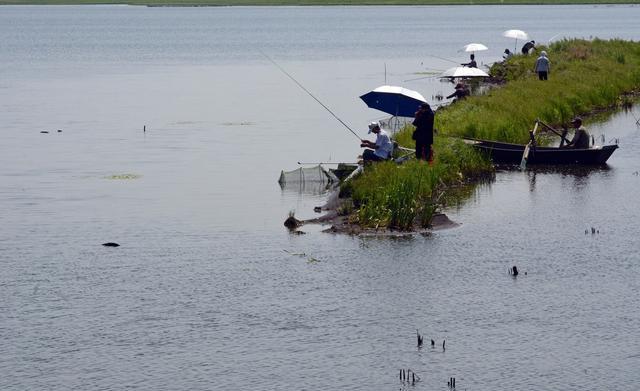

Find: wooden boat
[465,138,618,165]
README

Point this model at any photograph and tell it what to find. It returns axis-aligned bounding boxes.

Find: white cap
[541,51,547,56]
[368,121,380,134]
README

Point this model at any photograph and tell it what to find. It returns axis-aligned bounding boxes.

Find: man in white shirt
[360,121,393,162]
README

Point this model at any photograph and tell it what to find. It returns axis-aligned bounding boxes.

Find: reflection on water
[525,164,613,192]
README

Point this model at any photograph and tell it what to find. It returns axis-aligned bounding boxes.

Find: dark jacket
[567,127,590,149]
[522,41,535,54]
[412,108,434,145]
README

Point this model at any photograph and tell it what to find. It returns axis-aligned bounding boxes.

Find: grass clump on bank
[347,38,640,231]
[347,137,492,230]
[436,39,640,143]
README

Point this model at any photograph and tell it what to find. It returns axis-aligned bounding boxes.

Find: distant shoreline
[2,0,639,6]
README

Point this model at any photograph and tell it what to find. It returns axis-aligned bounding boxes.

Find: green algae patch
[105,174,142,180]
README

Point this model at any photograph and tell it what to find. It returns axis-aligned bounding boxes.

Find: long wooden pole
[520,121,539,170]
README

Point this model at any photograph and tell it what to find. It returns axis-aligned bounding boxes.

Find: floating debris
[283,249,306,257]
[40,131,49,134]
[510,266,519,276]
[102,242,120,247]
[417,330,423,348]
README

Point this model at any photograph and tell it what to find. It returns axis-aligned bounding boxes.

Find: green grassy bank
[437,39,640,143]
[2,0,639,5]
[348,39,640,230]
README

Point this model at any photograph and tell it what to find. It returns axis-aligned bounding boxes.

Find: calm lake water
[1,5,640,390]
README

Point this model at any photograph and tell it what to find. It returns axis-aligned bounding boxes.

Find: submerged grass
[349,39,640,230]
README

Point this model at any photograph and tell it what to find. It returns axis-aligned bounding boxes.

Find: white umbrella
[503,29,529,51]
[460,43,489,53]
[440,66,489,78]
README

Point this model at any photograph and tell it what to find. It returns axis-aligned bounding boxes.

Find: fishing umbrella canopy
[440,66,489,78]
[503,29,530,51]
[460,43,489,53]
[359,85,427,118]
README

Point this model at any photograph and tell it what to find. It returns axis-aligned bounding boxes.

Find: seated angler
[446,83,470,102]
[461,53,477,68]
[360,121,393,162]
[561,117,590,149]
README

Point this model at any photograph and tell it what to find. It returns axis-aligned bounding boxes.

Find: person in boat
[503,48,513,59]
[446,83,470,102]
[412,103,435,162]
[561,117,590,149]
[521,40,535,55]
[360,121,393,162]
[534,51,550,80]
[461,54,477,68]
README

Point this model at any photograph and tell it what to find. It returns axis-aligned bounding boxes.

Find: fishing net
[278,165,338,185]
[379,116,413,134]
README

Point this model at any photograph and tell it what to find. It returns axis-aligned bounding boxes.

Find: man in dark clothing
[461,54,477,68]
[521,40,535,55]
[562,117,590,149]
[412,103,435,162]
[446,83,470,102]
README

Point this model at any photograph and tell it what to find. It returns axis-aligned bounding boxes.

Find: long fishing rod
[298,161,357,165]
[260,51,361,141]
[424,54,460,65]
[404,75,439,82]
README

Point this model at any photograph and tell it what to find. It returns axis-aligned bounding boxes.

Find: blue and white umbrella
[359,85,427,118]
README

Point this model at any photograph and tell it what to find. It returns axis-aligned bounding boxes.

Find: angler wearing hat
[360,121,393,162]
[561,117,590,149]
[412,103,435,162]
[534,50,550,80]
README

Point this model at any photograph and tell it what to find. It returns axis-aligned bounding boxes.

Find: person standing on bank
[561,117,590,149]
[534,50,550,80]
[360,121,393,162]
[461,54,477,68]
[521,40,535,55]
[412,103,435,162]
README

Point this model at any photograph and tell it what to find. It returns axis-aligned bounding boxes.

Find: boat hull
[466,139,618,165]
